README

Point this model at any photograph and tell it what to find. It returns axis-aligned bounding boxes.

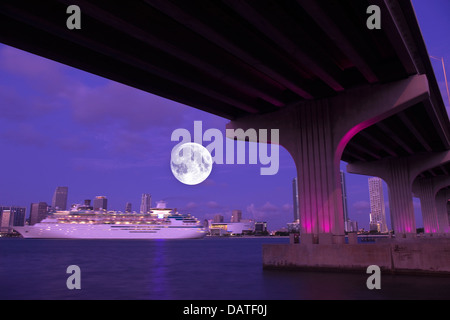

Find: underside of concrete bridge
[1,0,449,245]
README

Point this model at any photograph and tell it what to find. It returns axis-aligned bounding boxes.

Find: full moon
[170,142,213,185]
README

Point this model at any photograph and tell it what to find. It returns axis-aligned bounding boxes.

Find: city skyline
[0,177,392,232]
[0,0,449,231]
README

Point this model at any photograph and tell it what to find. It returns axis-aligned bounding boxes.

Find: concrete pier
[262,238,450,275]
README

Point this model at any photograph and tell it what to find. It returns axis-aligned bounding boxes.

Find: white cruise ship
[14,201,206,239]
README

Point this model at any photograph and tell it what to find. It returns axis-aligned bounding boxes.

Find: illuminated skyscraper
[93,196,108,211]
[292,177,299,222]
[368,177,388,233]
[140,194,151,213]
[52,186,68,210]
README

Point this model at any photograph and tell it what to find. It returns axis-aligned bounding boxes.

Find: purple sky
[0,1,449,231]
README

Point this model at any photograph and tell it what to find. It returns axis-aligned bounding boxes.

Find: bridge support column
[435,189,450,234]
[415,178,439,234]
[348,158,416,238]
[386,159,416,237]
[288,100,344,244]
[414,175,450,234]
[227,74,429,244]
[448,202,450,229]
[229,99,344,244]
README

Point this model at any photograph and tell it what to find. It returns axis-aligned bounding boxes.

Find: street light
[430,55,450,108]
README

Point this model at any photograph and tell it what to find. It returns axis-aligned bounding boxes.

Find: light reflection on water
[0,237,449,300]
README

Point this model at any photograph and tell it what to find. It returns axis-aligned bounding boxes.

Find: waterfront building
[0,210,12,233]
[368,177,388,233]
[125,202,132,213]
[287,221,300,233]
[345,220,359,233]
[93,196,108,211]
[30,202,49,225]
[12,207,26,227]
[255,221,268,235]
[231,209,242,223]
[213,214,224,223]
[52,186,68,210]
[140,193,151,213]
[0,206,26,233]
[209,221,255,236]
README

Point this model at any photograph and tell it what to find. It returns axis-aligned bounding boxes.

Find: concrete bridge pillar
[229,99,344,244]
[284,100,343,245]
[447,202,450,228]
[227,74,429,244]
[415,178,439,234]
[386,159,416,236]
[414,175,450,234]
[348,158,416,237]
[435,189,450,234]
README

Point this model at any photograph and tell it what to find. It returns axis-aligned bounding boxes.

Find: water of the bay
[0,237,449,300]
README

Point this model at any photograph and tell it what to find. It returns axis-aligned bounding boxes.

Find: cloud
[56,135,93,152]
[0,45,189,137]
[184,201,198,210]
[0,44,230,172]
[246,201,291,220]
[0,45,73,97]
[0,84,64,121]
[352,200,370,211]
[206,201,220,209]
[70,156,161,171]
[67,80,189,132]
[0,123,47,147]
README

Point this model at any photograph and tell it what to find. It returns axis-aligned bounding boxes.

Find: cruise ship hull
[14,224,206,240]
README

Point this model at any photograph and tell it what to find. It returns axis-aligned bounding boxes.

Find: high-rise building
[125,202,132,213]
[368,177,388,233]
[213,214,224,223]
[0,207,26,232]
[231,210,242,223]
[30,202,49,225]
[340,171,350,231]
[0,209,12,233]
[140,194,151,213]
[52,186,68,210]
[292,177,299,222]
[12,207,26,227]
[93,196,108,211]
